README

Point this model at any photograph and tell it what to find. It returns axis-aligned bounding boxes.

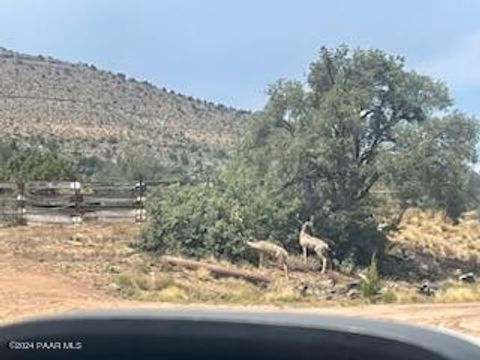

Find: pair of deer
[246,218,330,279]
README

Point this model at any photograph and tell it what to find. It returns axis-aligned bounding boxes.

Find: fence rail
[0,180,177,225]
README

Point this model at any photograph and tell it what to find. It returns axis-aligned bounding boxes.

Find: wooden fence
[0,180,177,225]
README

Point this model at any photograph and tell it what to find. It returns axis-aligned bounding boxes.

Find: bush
[1,148,77,181]
[381,289,397,304]
[137,177,299,262]
[360,253,383,302]
[315,208,386,266]
[0,199,21,227]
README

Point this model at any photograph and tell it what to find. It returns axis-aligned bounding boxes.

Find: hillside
[0,47,249,178]
[384,209,480,281]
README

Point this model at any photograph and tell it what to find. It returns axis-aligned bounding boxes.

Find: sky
[0,0,478,115]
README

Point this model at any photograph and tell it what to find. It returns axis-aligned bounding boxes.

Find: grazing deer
[299,220,330,273]
[246,240,290,279]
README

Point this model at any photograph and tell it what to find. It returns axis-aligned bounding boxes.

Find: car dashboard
[0,310,479,360]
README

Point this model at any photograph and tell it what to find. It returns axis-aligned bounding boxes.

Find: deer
[299,218,330,274]
[246,240,290,280]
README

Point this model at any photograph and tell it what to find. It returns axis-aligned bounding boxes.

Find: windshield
[0,0,479,341]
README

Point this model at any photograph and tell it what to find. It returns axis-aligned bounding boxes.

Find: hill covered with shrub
[0,47,249,180]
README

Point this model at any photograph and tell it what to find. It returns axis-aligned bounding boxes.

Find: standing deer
[246,240,290,279]
[299,219,330,273]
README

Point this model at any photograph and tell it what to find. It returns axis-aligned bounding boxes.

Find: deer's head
[301,217,314,231]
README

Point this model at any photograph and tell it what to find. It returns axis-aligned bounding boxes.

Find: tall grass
[360,253,383,302]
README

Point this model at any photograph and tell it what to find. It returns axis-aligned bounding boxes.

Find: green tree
[237,46,458,263]
[1,149,77,181]
[380,113,479,221]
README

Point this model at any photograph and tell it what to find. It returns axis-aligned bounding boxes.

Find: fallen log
[161,256,271,286]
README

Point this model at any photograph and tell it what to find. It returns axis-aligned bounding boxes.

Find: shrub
[137,178,299,262]
[360,253,383,302]
[381,289,397,304]
[1,148,77,181]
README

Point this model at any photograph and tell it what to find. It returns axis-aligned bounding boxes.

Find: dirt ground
[0,252,479,338]
[0,222,479,340]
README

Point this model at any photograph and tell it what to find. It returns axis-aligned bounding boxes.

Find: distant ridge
[0,46,250,177]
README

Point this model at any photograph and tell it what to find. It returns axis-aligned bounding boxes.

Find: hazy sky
[0,0,479,114]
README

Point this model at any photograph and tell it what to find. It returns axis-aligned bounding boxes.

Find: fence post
[70,181,83,225]
[15,180,27,226]
[134,179,147,223]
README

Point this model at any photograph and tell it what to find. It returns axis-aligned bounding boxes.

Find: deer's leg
[329,274,336,288]
[302,246,307,264]
[258,253,264,269]
[283,263,289,281]
[321,256,327,274]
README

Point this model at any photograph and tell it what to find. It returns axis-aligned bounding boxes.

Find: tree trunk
[161,256,271,286]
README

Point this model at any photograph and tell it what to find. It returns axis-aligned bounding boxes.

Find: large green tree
[237,46,469,262]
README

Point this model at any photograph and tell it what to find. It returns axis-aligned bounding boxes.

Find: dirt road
[1,254,479,338]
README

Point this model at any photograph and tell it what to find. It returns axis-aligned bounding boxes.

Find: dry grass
[0,223,142,288]
[112,266,480,306]
[390,208,480,263]
[434,285,480,303]
[381,288,425,304]
[112,271,310,306]
[433,280,480,303]
[378,280,480,305]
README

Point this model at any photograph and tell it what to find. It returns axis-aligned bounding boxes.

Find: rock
[66,240,83,246]
[458,272,476,283]
[296,281,337,299]
[388,246,404,259]
[419,263,430,273]
[108,265,121,274]
[402,249,416,262]
[297,282,309,296]
[417,281,437,296]
[345,281,360,290]
[109,282,121,291]
[60,263,72,271]
[347,288,360,299]
[453,268,463,276]
[70,233,87,242]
